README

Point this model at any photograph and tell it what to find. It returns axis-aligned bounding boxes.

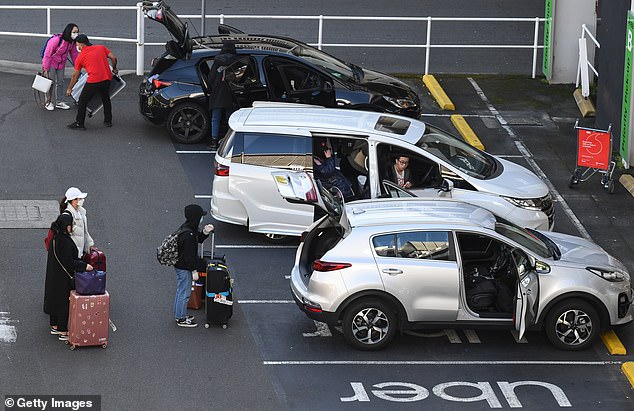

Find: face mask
[77,199,85,207]
[71,32,79,40]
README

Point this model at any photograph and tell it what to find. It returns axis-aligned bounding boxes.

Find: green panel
[621,11,634,160]
[542,0,553,79]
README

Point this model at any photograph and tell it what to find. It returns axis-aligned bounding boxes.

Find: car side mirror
[439,178,454,193]
[534,260,551,274]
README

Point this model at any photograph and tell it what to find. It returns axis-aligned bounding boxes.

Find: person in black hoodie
[44,213,93,340]
[207,42,238,150]
[173,204,214,327]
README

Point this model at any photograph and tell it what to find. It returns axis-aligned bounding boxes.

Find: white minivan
[211,104,554,238]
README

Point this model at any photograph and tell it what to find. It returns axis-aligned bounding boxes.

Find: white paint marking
[216,244,297,249]
[238,300,294,304]
[175,150,214,154]
[463,329,481,343]
[194,195,213,199]
[444,329,462,343]
[467,77,591,240]
[510,330,528,343]
[419,113,496,119]
[0,312,17,343]
[284,275,291,280]
[263,360,620,365]
[303,320,333,337]
[109,319,117,332]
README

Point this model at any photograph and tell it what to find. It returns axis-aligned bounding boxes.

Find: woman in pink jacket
[41,23,80,111]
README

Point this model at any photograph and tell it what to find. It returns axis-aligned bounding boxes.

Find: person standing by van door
[66,34,118,130]
[207,42,238,150]
[41,23,80,111]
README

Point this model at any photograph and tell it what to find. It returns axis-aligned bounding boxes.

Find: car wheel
[544,299,600,350]
[167,102,209,144]
[342,299,397,350]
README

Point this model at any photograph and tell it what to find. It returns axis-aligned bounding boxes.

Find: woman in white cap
[60,187,94,257]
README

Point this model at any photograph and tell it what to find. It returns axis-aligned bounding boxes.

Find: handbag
[32,73,53,93]
[74,270,106,295]
[188,280,204,309]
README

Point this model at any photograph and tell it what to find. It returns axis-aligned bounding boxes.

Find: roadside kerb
[422,74,455,110]
[623,362,634,388]
[600,330,627,355]
[450,114,485,150]
[619,174,634,197]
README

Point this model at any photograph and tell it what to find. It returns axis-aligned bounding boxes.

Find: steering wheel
[490,247,511,277]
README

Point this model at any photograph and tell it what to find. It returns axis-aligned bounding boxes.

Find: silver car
[274,171,633,351]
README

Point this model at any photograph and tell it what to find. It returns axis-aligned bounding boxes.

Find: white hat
[65,187,87,201]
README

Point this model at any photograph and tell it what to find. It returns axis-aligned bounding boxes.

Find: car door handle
[382,268,403,276]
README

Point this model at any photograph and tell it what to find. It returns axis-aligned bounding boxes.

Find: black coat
[208,52,238,110]
[43,232,87,315]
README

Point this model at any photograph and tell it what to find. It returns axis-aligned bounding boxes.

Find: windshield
[288,45,355,82]
[495,223,552,258]
[417,124,497,179]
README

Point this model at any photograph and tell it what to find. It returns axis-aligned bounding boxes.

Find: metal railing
[576,23,600,97]
[0,3,545,77]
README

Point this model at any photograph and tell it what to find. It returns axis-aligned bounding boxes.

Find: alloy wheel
[553,309,593,347]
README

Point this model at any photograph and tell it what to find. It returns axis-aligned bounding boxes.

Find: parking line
[176,150,214,154]
[238,300,294,303]
[467,77,591,240]
[263,360,622,366]
[463,329,481,343]
[194,195,212,199]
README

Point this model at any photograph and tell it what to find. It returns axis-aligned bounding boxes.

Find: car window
[417,124,497,179]
[287,45,354,82]
[376,143,442,191]
[396,231,452,261]
[230,132,312,169]
[372,234,396,257]
[495,222,551,258]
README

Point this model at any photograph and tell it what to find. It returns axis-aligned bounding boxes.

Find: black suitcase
[203,233,233,329]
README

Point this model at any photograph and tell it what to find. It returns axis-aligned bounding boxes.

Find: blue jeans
[210,107,224,140]
[174,268,192,320]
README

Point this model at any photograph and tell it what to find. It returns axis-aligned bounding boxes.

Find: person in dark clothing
[44,213,93,341]
[207,42,238,150]
[386,155,413,189]
[173,204,214,327]
[313,146,355,201]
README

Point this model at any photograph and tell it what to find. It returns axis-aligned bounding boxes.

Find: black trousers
[76,79,112,126]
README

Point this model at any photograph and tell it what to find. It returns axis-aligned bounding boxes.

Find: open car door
[142,1,192,58]
[272,171,350,233]
[514,249,539,340]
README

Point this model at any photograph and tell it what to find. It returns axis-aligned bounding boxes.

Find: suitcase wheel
[222,324,227,329]
[101,343,108,349]
[204,323,210,329]
[69,344,76,351]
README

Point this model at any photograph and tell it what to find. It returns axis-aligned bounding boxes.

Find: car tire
[544,299,600,351]
[167,102,209,144]
[342,298,397,351]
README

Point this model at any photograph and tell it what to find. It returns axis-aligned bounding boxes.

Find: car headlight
[382,95,417,109]
[503,196,542,211]
[586,267,627,282]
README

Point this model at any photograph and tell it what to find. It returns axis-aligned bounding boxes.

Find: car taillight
[152,79,172,90]
[215,163,230,176]
[313,260,351,272]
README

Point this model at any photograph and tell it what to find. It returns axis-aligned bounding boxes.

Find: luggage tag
[213,293,233,306]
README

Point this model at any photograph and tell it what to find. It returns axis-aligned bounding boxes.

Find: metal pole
[201,0,206,35]
[531,17,539,79]
[318,15,323,50]
[46,7,51,35]
[425,16,431,75]
[136,2,145,76]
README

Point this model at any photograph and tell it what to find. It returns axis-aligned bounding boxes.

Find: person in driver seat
[386,155,414,189]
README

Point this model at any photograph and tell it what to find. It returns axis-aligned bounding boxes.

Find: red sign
[576,128,611,170]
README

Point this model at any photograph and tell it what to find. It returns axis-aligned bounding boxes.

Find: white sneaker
[45,102,55,111]
[55,102,70,110]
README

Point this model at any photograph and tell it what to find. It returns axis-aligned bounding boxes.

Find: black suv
[140,1,421,143]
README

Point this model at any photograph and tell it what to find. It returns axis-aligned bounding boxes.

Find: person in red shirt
[65,34,118,130]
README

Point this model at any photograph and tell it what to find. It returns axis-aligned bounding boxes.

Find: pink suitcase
[67,291,109,350]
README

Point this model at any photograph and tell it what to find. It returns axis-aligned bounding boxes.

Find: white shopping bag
[32,74,52,93]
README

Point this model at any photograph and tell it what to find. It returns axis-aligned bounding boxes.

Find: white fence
[0,3,546,77]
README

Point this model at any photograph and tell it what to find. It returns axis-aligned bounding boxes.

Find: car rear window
[230,132,312,169]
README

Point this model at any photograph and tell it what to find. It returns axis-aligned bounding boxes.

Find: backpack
[40,34,63,59]
[44,210,72,251]
[157,227,190,266]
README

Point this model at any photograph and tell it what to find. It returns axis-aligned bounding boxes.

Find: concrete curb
[600,330,627,355]
[0,59,136,77]
[422,74,455,111]
[450,114,485,150]
[620,174,634,197]
[622,362,634,388]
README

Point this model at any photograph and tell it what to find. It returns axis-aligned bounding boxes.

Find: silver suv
[274,171,633,351]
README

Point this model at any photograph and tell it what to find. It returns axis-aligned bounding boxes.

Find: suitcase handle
[198,231,216,260]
